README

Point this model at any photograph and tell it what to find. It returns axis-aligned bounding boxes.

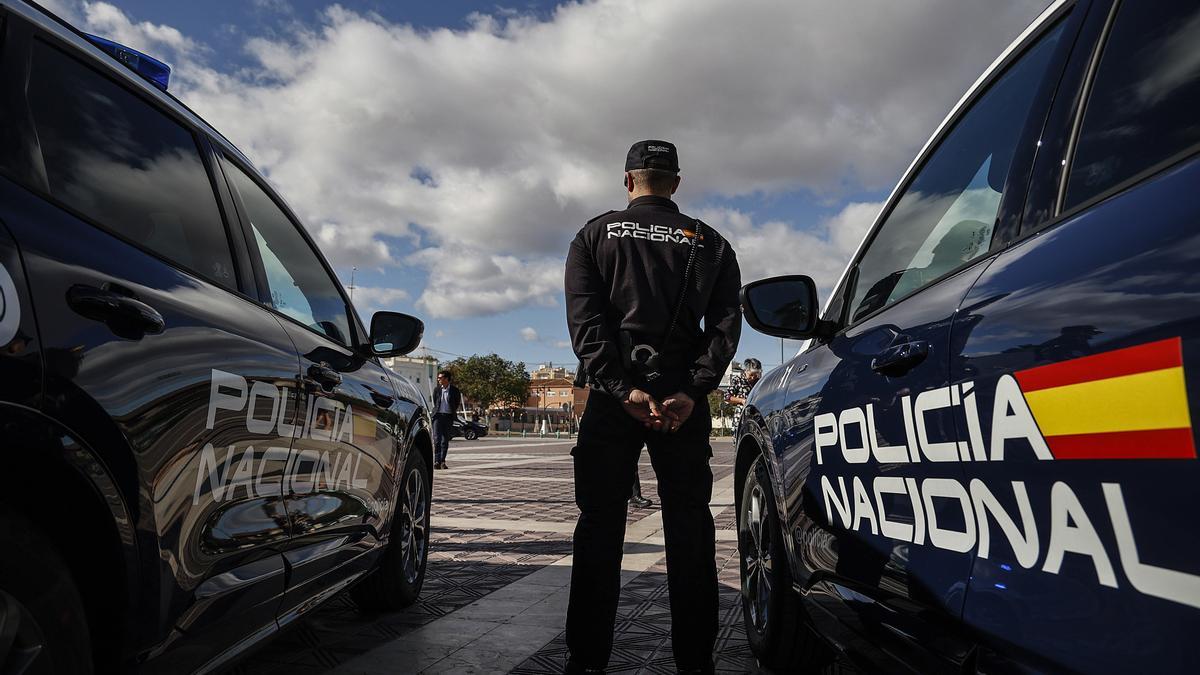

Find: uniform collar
[627,195,679,212]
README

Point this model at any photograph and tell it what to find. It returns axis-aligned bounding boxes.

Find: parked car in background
[0,1,435,672]
[734,0,1200,672]
[452,417,488,441]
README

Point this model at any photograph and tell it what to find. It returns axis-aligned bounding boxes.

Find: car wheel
[0,507,93,674]
[739,456,826,671]
[351,451,431,610]
[464,428,477,441]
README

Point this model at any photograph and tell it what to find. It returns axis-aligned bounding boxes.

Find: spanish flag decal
[1015,337,1195,459]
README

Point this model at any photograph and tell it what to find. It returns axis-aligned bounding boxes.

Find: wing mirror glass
[369,311,424,357]
[740,275,823,339]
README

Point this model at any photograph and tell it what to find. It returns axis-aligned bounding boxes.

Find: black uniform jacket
[565,195,741,401]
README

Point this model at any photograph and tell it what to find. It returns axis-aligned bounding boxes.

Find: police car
[734,0,1200,672]
[0,2,435,672]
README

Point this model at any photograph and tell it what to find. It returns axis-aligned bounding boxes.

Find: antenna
[349,266,357,302]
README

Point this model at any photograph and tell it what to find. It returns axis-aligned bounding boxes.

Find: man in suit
[431,370,462,469]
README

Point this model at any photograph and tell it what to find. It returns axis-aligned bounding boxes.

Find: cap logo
[647,145,671,153]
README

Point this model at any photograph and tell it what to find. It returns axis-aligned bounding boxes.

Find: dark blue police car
[0,1,435,672]
[734,0,1200,672]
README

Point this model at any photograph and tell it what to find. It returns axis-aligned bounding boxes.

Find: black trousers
[431,413,453,463]
[566,391,717,670]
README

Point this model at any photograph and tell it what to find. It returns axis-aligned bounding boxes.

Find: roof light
[83,34,171,91]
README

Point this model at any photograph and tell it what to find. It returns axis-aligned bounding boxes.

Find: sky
[42,0,1048,372]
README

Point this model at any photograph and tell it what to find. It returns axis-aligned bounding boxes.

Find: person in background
[724,358,762,430]
[431,370,462,470]
[630,455,653,508]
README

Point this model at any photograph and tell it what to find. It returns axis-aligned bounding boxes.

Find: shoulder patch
[585,209,617,225]
[695,218,728,245]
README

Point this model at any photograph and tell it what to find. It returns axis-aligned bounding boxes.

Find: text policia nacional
[813,369,1200,611]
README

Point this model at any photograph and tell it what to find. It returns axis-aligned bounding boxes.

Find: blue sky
[61,0,1045,373]
[99,1,561,65]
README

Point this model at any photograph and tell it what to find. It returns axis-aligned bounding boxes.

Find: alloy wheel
[0,589,50,675]
[397,467,428,584]
[742,481,774,633]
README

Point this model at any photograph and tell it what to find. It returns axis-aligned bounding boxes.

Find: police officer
[564,140,741,673]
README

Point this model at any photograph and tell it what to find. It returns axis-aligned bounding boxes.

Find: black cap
[625,140,679,173]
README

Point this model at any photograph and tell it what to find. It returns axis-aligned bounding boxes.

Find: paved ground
[224,436,766,674]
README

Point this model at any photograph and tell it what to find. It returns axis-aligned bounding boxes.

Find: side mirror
[369,311,424,357]
[740,275,823,339]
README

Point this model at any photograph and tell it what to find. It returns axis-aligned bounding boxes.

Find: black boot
[564,658,606,674]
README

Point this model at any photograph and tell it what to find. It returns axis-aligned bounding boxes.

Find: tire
[351,451,432,610]
[739,456,826,671]
[464,428,477,441]
[0,508,92,674]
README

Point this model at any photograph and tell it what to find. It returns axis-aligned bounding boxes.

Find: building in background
[382,354,440,406]
[491,376,589,434]
[527,377,588,416]
[531,363,571,380]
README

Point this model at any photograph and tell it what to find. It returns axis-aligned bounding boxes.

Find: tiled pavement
[224,437,769,674]
[511,540,756,674]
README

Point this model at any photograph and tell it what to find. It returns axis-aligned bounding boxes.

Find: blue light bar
[83,34,171,91]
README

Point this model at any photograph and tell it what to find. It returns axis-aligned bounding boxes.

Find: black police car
[735,0,1200,672]
[0,2,435,672]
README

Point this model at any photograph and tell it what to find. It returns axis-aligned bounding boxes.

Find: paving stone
[223,439,773,674]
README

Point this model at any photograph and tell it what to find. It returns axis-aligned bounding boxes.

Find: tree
[708,390,736,436]
[445,354,531,417]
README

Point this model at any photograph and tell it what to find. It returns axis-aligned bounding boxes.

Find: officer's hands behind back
[660,392,695,432]
[623,389,668,430]
[623,389,693,433]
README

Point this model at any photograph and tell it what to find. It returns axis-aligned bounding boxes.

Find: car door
[217,155,408,625]
[765,13,1079,672]
[950,1,1200,671]
[0,23,299,672]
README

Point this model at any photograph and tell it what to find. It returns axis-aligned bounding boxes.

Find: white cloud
[81,1,199,63]
[408,246,563,319]
[701,200,883,293]
[520,326,573,351]
[347,285,410,315]
[64,0,1045,318]
[38,0,82,22]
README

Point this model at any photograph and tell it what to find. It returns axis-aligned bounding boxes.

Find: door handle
[871,340,930,377]
[305,362,342,391]
[370,391,395,408]
[67,284,165,338]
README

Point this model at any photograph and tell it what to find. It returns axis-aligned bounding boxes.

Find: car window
[222,158,352,345]
[23,40,237,290]
[846,21,1066,325]
[1064,0,1200,209]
